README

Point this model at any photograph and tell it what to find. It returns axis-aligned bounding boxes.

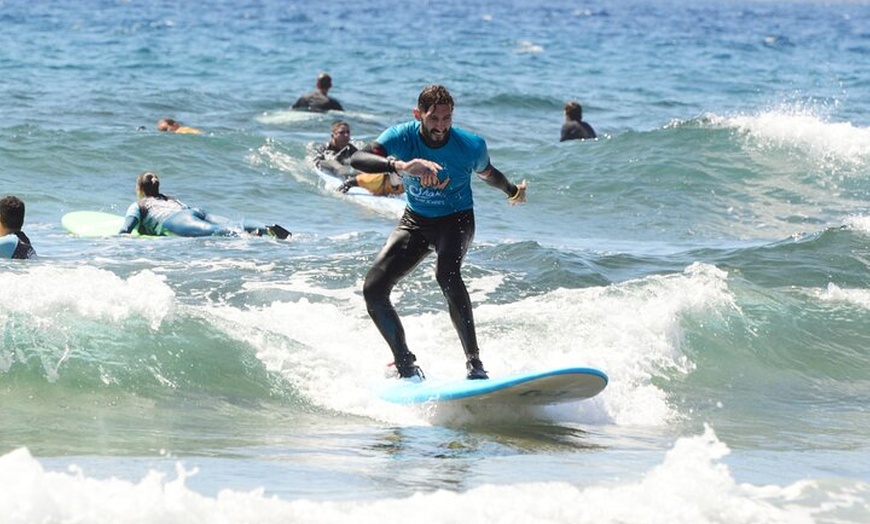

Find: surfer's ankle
[466,358,488,380]
[398,364,425,381]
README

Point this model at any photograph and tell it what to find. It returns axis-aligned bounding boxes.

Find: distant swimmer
[0,195,37,259]
[314,120,404,196]
[157,118,202,135]
[292,73,344,113]
[560,101,596,142]
[119,171,290,239]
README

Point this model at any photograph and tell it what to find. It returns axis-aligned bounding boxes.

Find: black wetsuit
[363,208,477,372]
[560,119,597,141]
[292,90,343,112]
[12,231,37,259]
[314,142,358,177]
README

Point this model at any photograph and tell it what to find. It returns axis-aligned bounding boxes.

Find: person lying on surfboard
[119,171,290,239]
[350,84,527,381]
[314,120,404,197]
[0,195,37,259]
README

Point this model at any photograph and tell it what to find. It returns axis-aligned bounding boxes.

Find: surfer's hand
[508,179,527,205]
[397,159,443,187]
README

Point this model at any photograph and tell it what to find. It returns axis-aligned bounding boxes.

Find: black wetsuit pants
[363,208,479,370]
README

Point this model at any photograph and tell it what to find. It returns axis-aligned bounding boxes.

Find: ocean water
[2,0,870,522]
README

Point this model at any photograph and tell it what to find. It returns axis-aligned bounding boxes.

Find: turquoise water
[2,0,870,522]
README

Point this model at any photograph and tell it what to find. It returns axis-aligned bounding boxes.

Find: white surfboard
[61,211,145,237]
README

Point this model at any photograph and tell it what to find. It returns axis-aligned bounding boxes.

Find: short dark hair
[565,101,583,121]
[331,120,350,133]
[0,195,26,230]
[417,84,454,113]
[317,73,332,89]
[137,171,161,197]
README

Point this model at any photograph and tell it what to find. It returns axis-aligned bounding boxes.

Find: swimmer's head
[137,171,160,197]
[564,101,583,121]
[316,73,332,90]
[330,120,351,148]
[0,195,25,231]
[157,118,180,132]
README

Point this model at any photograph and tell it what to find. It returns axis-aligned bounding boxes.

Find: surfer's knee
[362,274,389,306]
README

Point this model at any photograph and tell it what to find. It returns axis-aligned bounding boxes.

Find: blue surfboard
[378,366,608,406]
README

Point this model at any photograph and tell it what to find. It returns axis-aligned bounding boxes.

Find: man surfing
[351,85,527,381]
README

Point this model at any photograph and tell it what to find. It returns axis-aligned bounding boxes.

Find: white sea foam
[0,265,175,331]
[718,105,870,168]
[1,426,860,524]
[844,214,870,235]
[199,261,738,428]
[818,282,870,310]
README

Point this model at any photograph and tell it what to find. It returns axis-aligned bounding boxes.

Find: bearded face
[416,104,453,147]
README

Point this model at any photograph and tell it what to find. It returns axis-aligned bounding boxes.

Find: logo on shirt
[407,184,448,206]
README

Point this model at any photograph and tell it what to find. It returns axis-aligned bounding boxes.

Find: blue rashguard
[0,231,37,259]
[377,121,490,218]
[0,234,17,258]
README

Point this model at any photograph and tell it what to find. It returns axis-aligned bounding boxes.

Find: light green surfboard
[61,211,144,237]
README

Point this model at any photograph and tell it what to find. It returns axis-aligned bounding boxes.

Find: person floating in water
[119,171,290,239]
[157,118,202,135]
[314,120,404,196]
[0,195,37,259]
[350,84,527,381]
[560,101,596,141]
[292,73,344,113]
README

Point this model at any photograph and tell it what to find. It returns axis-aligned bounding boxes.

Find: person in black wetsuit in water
[560,101,596,142]
[351,84,527,381]
[292,73,344,113]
